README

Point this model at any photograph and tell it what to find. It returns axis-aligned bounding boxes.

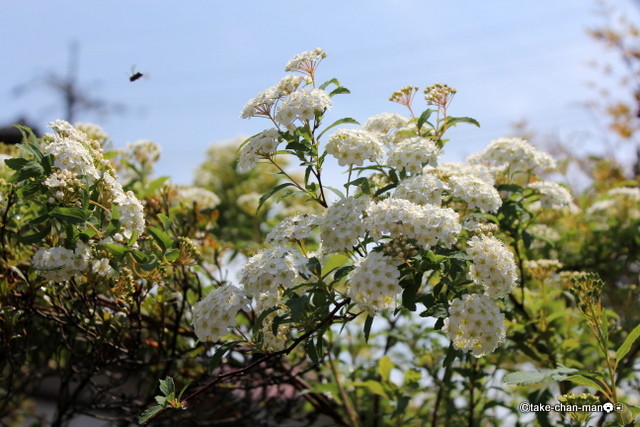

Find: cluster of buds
[177,236,204,265]
[424,83,457,109]
[389,85,419,107]
[382,236,419,262]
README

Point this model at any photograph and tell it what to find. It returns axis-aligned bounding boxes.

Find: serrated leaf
[159,377,175,396]
[616,322,640,365]
[378,355,393,382]
[3,157,28,170]
[503,367,578,386]
[138,404,164,425]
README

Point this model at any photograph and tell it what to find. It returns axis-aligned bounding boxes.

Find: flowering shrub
[1,48,639,426]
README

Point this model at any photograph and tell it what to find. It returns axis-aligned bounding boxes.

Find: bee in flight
[129,66,144,82]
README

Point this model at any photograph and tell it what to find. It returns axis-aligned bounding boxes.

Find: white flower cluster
[586,186,640,223]
[347,251,401,314]
[42,134,100,183]
[607,186,640,200]
[467,137,556,177]
[237,128,281,173]
[284,47,327,73]
[32,244,92,282]
[178,186,221,210]
[447,175,502,213]
[443,294,506,357]
[239,245,309,306]
[528,181,573,210]
[433,162,495,186]
[387,136,441,174]
[366,198,460,249]
[266,213,322,245]
[325,129,384,166]
[105,176,145,240]
[393,174,447,206]
[362,112,408,143]
[466,235,518,299]
[192,285,248,342]
[320,197,369,252]
[241,75,306,119]
[274,88,332,130]
[43,169,84,200]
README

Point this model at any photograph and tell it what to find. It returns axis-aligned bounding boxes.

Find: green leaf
[393,395,411,418]
[566,375,607,395]
[356,380,388,398]
[208,341,241,371]
[328,86,350,97]
[50,207,88,225]
[157,213,172,230]
[317,117,359,139]
[616,322,640,365]
[404,369,422,385]
[364,314,374,343]
[17,224,51,245]
[443,116,480,129]
[286,295,308,322]
[503,367,578,386]
[322,185,345,199]
[3,157,28,170]
[159,377,175,396]
[319,77,340,91]
[442,343,460,367]
[11,160,44,182]
[164,248,180,263]
[138,404,164,425]
[306,338,319,364]
[148,226,174,252]
[417,109,435,131]
[103,243,130,258]
[378,355,393,382]
[143,176,169,198]
[257,182,296,212]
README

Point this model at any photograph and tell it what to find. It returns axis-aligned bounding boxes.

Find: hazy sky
[2,0,637,186]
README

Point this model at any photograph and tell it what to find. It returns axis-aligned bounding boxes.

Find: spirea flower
[32,244,92,282]
[193,285,247,342]
[432,162,495,185]
[467,137,556,176]
[387,136,441,174]
[275,88,332,129]
[393,174,447,206]
[237,128,281,173]
[466,235,518,299]
[284,48,327,74]
[347,251,401,314]
[362,113,409,143]
[239,245,309,299]
[115,191,145,240]
[447,175,502,213]
[42,136,100,183]
[443,294,506,357]
[325,129,384,166]
[528,181,573,209]
[266,213,322,245]
[366,198,461,249]
[241,75,307,119]
[320,197,369,253]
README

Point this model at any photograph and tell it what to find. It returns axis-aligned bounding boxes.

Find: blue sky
[2,0,636,186]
